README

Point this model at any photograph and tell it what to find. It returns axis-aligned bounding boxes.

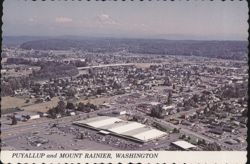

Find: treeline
[5,58,79,80]
[6,58,32,65]
[20,39,248,60]
[6,57,87,68]
[47,101,98,118]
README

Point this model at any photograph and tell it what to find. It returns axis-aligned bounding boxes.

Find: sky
[3,0,249,40]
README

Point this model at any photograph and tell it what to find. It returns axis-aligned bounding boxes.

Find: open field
[1,96,28,110]
[1,95,118,114]
[134,63,153,69]
[1,96,60,113]
[22,97,60,112]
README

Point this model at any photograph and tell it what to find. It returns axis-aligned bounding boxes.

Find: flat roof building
[171,140,197,150]
[74,116,167,143]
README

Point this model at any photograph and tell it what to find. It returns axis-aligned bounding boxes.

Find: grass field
[1,94,117,114]
[22,97,60,112]
[1,96,28,109]
[1,96,60,113]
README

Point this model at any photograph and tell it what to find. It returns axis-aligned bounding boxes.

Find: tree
[164,77,172,86]
[56,100,66,114]
[77,102,85,111]
[151,104,164,118]
[167,91,172,105]
[48,108,56,118]
[49,90,56,98]
[66,102,75,110]
[197,139,206,145]
[32,83,41,95]
[67,87,77,97]
[192,94,199,103]
[80,133,85,139]
[207,142,221,151]
[11,115,17,125]
[172,128,179,133]
[1,82,14,96]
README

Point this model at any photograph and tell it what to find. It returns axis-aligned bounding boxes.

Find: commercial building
[74,116,167,143]
[171,140,197,150]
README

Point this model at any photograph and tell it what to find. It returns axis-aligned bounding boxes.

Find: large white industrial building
[74,116,167,142]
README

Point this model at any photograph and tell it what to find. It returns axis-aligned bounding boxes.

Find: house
[27,114,40,120]
[112,110,126,115]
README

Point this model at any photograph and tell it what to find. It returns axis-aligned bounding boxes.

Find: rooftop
[74,116,167,142]
[171,140,197,150]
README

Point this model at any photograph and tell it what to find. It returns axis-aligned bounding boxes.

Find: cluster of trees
[47,101,67,118]
[32,62,79,79]
[1,77,32,96]
[220,83,247,99]
[6,57,87,69]
[183,95,199,109]
[152,122,168,132]
[150,104,165,118]
[196,139,221,151]
[6,58,32,65]
[47,101,98,118]
[163,77,172,86]
[69,60,87,67]
[76,102,98,112]
[204,142,221,151]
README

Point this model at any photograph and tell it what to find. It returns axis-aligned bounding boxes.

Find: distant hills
[2,36,52,46]
[3,36,248,60]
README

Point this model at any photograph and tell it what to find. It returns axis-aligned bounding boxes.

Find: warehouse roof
[171,140,196,150]
[74,116,167,142]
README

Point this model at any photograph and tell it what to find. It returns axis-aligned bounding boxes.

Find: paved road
[77,63,135,70]
[1,108,112,139]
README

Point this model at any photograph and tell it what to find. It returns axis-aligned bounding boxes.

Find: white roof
[74,116,167,142]
[172,140,196,150]
[86,117,121,128]
[109,122,145,134]
[99,130,110,135]
[162,105,175,110]
[132,129,166,141]
[150,102,161,106]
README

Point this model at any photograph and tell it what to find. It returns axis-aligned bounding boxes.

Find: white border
[0,151,247,163]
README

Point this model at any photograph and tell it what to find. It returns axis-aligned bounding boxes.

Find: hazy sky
[3,0,248,40]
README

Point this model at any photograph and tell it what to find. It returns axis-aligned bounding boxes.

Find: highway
[1,109,112,139]
[77,63,135,70]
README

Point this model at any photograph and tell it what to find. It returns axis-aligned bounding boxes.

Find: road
[77,63,135,70]
[1,108,112,139]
